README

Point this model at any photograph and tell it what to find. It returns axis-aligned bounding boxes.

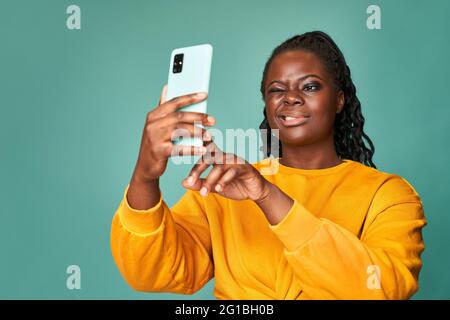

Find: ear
[336,91,344,114]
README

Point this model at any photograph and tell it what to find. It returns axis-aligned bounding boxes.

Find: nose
[283,90,304,106]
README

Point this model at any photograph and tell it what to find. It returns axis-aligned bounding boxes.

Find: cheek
[307,93,338,128]
[264,98,280,129]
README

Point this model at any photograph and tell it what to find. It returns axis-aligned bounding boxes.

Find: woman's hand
[127,85,215,210]
[181,141,296,225]
[132,85,215,184]
[181,141,271,202]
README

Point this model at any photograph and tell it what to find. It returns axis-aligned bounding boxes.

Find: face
[264,50,344,147]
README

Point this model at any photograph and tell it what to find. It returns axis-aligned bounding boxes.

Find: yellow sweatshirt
[110,158,426,300]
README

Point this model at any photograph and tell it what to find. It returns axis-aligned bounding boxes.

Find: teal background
[1,0,449,299]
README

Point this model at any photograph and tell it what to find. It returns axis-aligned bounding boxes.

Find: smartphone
[166,44,213,147]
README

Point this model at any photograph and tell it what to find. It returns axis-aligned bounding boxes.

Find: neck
[278,135,342,170]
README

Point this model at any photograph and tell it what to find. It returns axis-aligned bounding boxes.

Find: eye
[303,82,321,92]
[268,87,285,94]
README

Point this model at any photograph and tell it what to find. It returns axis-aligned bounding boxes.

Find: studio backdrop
[1,0,449,299]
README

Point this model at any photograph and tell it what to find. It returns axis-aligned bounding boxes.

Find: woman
[110,31,426,299]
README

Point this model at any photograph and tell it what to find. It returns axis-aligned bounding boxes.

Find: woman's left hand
[181,141,271,202]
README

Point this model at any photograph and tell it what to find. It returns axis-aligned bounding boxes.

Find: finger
[202,140,225,165]
[184,157,213,188]
[167,144,207,158]
[145,117,214,152]
[181,175,203,191]
[158,92,209,115]
[157,111,216,128]
[170,123,212,142]
[159,84,168,106]
[198,165,225,196]
[214,167,238,193]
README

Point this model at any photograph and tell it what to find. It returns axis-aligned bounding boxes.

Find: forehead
[266,50,328,81]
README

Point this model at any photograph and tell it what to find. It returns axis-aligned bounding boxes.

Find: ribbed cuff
[269,199,322,252]
[118,185,166,235]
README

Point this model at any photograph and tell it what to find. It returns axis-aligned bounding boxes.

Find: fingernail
[204,131,211,140]
[196,92,207,98]
[207,116,215,124]
[200,187,208,196]
[215,184,222,192]
[186,176,193,186]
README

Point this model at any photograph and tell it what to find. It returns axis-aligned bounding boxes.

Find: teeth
[279,115,306,120]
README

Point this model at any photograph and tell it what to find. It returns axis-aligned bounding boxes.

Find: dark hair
[259,31,376,168]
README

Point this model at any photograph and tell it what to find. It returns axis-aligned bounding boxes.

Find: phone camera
[173,53,184,73]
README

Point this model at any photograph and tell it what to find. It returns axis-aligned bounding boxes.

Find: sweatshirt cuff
[269,199,322,252]
[118,185,166,235]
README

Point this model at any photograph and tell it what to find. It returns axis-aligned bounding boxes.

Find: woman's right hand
[131,84,216,184]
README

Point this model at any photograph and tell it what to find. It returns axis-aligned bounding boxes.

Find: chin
[278,131,313,146]
[268,118,315,146]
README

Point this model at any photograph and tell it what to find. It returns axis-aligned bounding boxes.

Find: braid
[259,31,376,168]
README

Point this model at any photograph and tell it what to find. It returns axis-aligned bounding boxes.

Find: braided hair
[259,31,376,168]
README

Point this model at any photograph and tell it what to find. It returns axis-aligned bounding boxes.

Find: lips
[277,113,310,127]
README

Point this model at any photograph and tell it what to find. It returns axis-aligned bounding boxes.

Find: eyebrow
[266,74,323,87]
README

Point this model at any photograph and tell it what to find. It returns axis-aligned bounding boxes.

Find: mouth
[277,114,310,127]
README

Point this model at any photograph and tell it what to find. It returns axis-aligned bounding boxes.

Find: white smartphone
[166,44,213,147]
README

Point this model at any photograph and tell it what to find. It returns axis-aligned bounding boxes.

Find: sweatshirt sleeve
[269,175,427,300]
[110,186,214,294]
